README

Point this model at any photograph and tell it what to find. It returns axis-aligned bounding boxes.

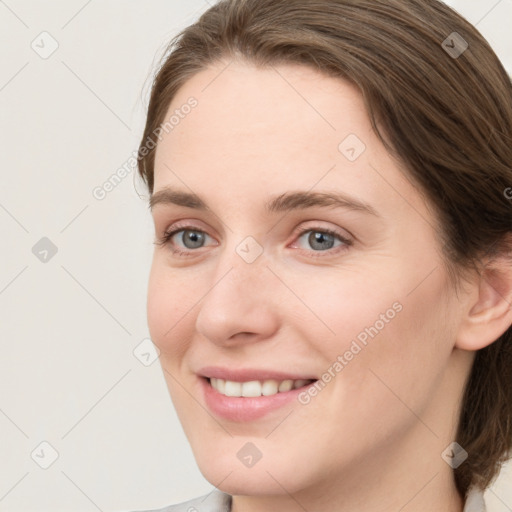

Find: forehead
[157,64,363,169]
[157,62,367,153]
[152,61,426,223]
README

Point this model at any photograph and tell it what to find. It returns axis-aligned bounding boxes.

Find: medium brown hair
[137,0,512,498]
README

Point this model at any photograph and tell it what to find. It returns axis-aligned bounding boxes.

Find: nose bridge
[209,232,270,300]
[194,240,279,344]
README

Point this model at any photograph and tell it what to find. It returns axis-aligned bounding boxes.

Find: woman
[134,0,512,510]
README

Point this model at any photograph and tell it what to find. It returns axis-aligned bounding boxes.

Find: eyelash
[154,224,353,258]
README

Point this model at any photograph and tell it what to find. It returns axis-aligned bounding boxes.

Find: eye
[292,227,352,254]
[155,224,353,258]
[155,226,216,256]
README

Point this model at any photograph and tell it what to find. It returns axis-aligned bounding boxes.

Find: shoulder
[129,489,232,512]
[463,485,487,512]
[128,485,486,511]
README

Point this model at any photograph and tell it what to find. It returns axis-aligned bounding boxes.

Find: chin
[191,439,317,497]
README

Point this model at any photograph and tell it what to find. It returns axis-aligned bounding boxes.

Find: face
[147,61,468,499]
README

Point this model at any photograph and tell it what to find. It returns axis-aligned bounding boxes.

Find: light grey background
[0,1,511,511]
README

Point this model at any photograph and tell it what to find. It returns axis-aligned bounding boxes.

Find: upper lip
[198,366,318,382]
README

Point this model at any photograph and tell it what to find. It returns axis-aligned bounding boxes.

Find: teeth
[209,378,313,397]
[242,381,261,397]
[224,380,242,397]
[262,379,279,396]
[216,378,225,394]
[278,379,293,392]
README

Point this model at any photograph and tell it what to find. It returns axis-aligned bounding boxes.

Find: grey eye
[178,230,206,249]
[297,230,342,251]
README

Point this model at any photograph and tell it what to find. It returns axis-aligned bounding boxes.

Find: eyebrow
[149,186,379,216]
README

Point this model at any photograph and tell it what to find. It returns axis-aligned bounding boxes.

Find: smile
[209,377,315,397]
[199,370,319,422]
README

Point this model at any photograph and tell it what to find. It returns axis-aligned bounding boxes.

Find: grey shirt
[132,489,231,512]
[132,485,486,512]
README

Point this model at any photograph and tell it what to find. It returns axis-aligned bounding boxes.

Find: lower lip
[200,378,315,422]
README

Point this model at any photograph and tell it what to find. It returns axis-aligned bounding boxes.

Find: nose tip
[195,261,280,348]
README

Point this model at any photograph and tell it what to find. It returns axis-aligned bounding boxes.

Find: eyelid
[156,220,354,257]
[156,221,217,248]
[287,225,353,257]
[290,221,353,244]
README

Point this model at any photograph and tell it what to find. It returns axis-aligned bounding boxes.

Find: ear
[455,254,512,350]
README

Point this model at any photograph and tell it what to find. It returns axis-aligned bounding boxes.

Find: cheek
[294,267,404,358]
[146,259,194,359]
[146,264,199,412]
[311,262,454,403]
[353,277,452,416]
[368,286,454,392]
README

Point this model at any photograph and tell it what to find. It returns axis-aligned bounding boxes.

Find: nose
[195,252,280,347]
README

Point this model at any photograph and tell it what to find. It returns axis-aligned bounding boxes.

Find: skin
[146,60,510,512]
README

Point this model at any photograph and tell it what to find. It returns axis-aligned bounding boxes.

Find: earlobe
[455,261,512,351]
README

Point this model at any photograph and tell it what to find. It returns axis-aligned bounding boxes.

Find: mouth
[207,377,316,397]
[198,369,319,422]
